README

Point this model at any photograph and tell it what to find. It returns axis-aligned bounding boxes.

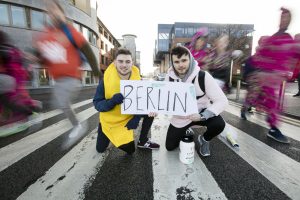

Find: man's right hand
[111,93,124,104]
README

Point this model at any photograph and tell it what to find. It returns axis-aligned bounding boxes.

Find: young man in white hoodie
[165,46,228,156]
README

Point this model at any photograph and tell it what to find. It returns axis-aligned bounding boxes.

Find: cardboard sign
[120,80,198,116]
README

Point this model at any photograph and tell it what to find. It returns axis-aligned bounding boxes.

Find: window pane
[0,4,9,25]
[82,26,89,41]
[73,22,80,32]
[11,6,26,27]
[38,68,50,86]
[31,10,44,30]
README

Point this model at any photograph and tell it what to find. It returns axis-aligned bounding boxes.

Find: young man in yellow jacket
[93,48,159,154]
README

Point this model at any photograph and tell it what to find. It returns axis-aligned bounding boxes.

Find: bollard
[229,60,233,87]
[236,80,241,100]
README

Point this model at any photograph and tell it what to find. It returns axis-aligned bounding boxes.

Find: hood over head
[170,45,198,81]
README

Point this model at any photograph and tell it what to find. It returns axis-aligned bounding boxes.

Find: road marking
[17,129,109,200]
[219,124,300,200]
[152,115,227,200]
[226,103,300,142]
[35,99,92,123]
[0,107,97,172]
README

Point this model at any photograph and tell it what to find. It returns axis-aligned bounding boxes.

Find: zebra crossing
[0,99,300,200]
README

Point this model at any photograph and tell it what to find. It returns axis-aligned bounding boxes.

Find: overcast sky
[98,0,299,74]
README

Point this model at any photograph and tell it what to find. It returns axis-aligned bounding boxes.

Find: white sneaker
[69,124,84,138]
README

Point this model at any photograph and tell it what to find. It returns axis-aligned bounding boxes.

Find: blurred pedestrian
[243,7,295,143]
[0,30,42,136]
[165,46,228,157]
[34,0,101,138]
[186,27,211,70]
[293,33,300,97]
[93,48,159,155]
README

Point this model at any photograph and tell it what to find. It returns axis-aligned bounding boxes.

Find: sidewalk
[227,82,300,120]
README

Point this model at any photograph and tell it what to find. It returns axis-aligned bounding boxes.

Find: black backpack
[169,70,206,100]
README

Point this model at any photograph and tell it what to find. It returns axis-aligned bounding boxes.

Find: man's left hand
[188,113,205,121]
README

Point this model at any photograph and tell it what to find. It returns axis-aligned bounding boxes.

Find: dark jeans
[96,115,154,153]
[165,115,225,151]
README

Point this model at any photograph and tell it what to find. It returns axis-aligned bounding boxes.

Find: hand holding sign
[111,93,124,105]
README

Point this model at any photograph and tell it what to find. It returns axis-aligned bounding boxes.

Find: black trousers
[96,115,154,154]
[165,115,225,151]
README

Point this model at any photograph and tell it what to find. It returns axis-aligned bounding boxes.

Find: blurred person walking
[293,33,300,97]
[0,30,42,136]
[34,1,101,138]
[186,27,211,70]
[242,8,295,143]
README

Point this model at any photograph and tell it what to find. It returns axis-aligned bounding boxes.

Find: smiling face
[114,54,133,78]
[172,53,190,77]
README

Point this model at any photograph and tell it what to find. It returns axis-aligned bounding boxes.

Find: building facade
[97,18,121,73]
[154,22,254,80]
[0,0,120,88]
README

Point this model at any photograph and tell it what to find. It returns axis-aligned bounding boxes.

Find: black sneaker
[293,92,300,97]
[241,108,247,120]
[137,139,160,149]
[267,127,290,144]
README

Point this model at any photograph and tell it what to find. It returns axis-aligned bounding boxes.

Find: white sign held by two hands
[120,80,198,116]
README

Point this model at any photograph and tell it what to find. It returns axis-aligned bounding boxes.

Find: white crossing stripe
[17,129,109,200]
[151,115,227,200]
[34,99,92,123]
[219,123,300,200]
[0,107,97,172]
[226,103,300,142]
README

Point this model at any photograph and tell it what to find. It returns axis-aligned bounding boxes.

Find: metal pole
[278,80,286,110]
[229,59,233,87]
[236,80,241,100]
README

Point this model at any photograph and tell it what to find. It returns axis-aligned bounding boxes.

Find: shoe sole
[199,152,210,157]
[137,145,160,150]
[267,133,290,144]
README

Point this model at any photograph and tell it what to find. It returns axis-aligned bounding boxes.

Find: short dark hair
[170,46,189,59]
[115,48,132,58]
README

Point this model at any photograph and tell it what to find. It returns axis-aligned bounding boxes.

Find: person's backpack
[61,24,87,64]
[169,70,206,99]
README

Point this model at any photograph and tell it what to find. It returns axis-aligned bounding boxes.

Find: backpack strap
[61,24,87,62]
[198,70,206,94]
[192,71,206,100]
[61,24,78,49]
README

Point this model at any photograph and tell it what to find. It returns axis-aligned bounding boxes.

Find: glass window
[92,33,97,45]
[101,55,104,64]
[11,6,27,28]
[31,10,44,30]
[88,29,93,44]
[38,68,50,86]
[75,0,91,15]
[99,26,103,34]
[0,4,10,25]
[45,14,53,27]
[82,26,89,41]
[85,71,93,84]
[175,28,184,37]
[73,22,81,32]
